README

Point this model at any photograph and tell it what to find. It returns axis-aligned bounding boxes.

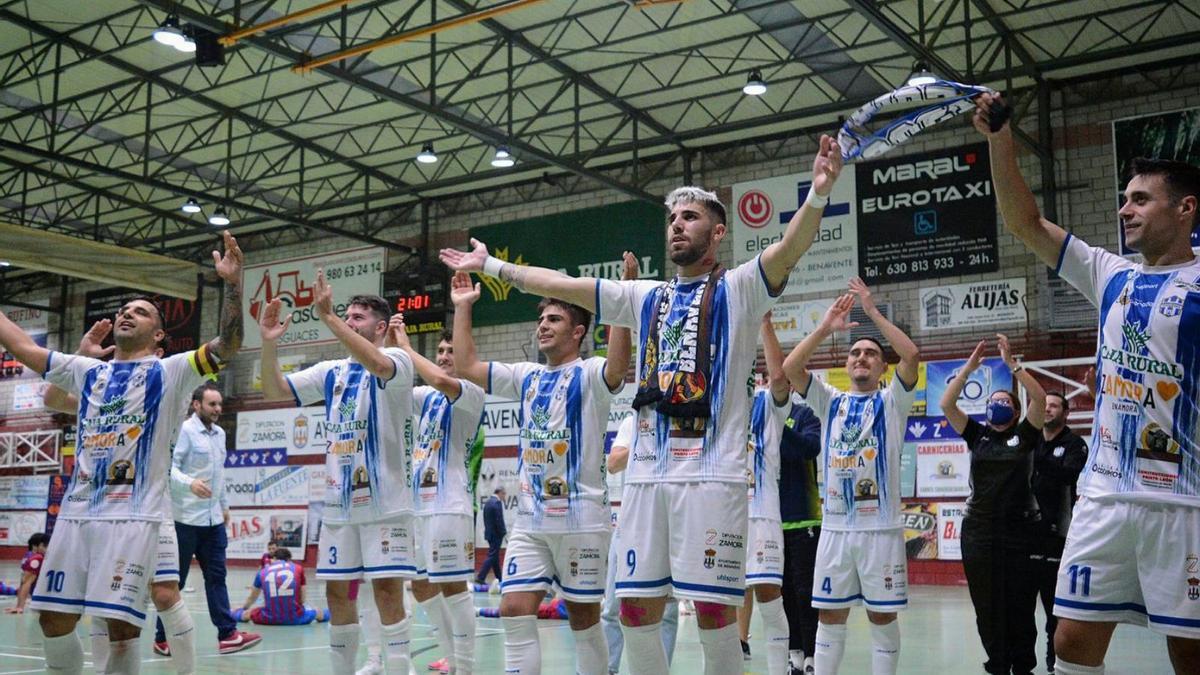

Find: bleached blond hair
[665,186,727,225]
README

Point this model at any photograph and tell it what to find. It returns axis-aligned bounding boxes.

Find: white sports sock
[697,624,741,675]
[502,615,541,674]
[1054,658,1104,674]
[759,597,790,675]
[330,623,362,674]
[90,622,109,673]
[106,638,140,675]
[445,590,477,674]
[159,599,197,675]
[419,595,455,671]
[869,621,900,675]
[381,617,412,673]
[790,649,805,668]
[360,602,382,659]
[44,632,84,674]
[572,623,608,675]
[814,623,847,675]
[620,623,668,675]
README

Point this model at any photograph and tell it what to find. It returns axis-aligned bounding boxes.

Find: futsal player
[236,548,329,625]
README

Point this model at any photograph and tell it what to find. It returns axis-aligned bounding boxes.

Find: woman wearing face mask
[941,334,1046,675]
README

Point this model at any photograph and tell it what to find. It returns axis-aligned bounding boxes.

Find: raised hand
[964,339,987,373]
[847,276,877,314]
[258,298,292,342]
[385,313,411,349]
[313,268,334,318]
[1084,365,1096,398]
[997,333,1017,369]
[212,231,243,284]
[439,238,490,272]
[820,294,859,333]
[972,92,1009,137]
[621,251,639,281]
[78,319,115,359]
[450,271,481,307]
[810,134,844,197]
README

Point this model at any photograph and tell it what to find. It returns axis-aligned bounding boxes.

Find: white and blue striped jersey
[488,357,616,534]
[747,388,791,521]
[411,381,485,517]
[596,255,780,485]
[803,375,916,531]
[1058,234,1200,505]
[287,348,415,524]
[44,351,208,521]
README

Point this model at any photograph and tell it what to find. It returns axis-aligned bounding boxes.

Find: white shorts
[501,528,610,603]
[614,481,748,605]
[1053,496,1200,638]
[812,529,907,612]
[154,520,180,584]
[28,519,158,627]
[415,513,476,582]
[746,518,784,587]
[317,516,419,581]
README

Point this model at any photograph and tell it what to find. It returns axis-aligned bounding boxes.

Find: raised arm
[603,252,637,391]
[941,340,986,435]
[783,294,858,395]
[0,311,49,375]
[848,277,919,387]
[440,238,598,311]
[257,298,294,402]
[205,230,245,362]
[761,312,790,405]
[386,313,462,399]
[998,333,1045,429]
[449,271,490,388]
[313,269,395,381]
[973,94,1068,268]
[759,134,844,290]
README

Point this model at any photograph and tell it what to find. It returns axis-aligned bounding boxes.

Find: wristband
[805,190,829,208]
[483,256,505,278]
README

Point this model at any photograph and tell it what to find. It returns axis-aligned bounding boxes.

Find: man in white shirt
[258,272,418,674]
[154,383,261,656]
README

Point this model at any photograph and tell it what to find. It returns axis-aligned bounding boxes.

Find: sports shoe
[153,641,171,657]
[803,656,815,673]
[788,666,803,675]
[218,630,262,655]
[428,657,451,672]
[741,639,752,660]
[355,656,384,675]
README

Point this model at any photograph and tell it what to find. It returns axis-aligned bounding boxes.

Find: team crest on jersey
[703,548,716,569]
[884,576,894,590]
[1188,577,1199,601]
[108,460,135,485]
[1160,295,1184,318]
[110,558,126,591]
[381,539,390,554]
[130,368,147,388]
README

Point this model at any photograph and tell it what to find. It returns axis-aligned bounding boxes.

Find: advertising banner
[937,502,967,560]
[924,357,1012,417]
[856,143,998,284]
[83,285,202,356]
[480,396,522,448]
[732,171,858,295]
[1,299,50,380]
[11,381,49,411]
[235,406,327,458]
[225,509,307,560]
[770,299,833,346]
[241,246,384,349]
[225,466,310,507]
[0,475,51,510]
[0,511,48,546]
[45,474,68,535]
[467,201,665,326]
[901,502,939,560]
[918,277,1028,332]
[915,438,971,497]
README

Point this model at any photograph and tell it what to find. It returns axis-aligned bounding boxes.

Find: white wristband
[805,190,829,208]
[483,256,505,278]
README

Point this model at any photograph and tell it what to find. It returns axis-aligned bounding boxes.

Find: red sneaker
[153,641,171,657]
[218,630,262,655]
[427,657,451,672]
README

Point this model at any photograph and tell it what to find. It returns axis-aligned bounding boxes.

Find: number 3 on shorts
[328,546,338,565]
[821,577,832,594]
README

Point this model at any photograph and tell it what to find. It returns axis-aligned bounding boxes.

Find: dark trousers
[961,518,1039,675]
[781,526,821,656]
[156,522,237,642]
[477,539,503,583]
[1031,532,1066,670]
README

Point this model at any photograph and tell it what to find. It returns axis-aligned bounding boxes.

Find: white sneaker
[489,581,501,595]
[803,656,814,674]
[355,656,384,675]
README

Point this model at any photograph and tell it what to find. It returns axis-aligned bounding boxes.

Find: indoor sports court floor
[0,563,1171,673]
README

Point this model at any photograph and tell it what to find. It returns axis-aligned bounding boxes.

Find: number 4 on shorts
[821,577,832,594]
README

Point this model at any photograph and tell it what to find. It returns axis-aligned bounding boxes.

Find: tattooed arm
[205,231,245,362]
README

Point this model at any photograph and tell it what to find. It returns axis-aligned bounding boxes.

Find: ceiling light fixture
[0,260,10,267]
[416,143,438,164]
[152,16,185,47]
[491,146,515,168]
[208,208,231,227]
[906,61,937,86]
[743,69,767,96]
[181,197,201,213]
[176,32,198,54]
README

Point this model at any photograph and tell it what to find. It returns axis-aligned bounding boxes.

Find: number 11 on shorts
[1067,564,1091,596]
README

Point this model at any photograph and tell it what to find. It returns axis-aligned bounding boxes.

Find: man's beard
[669,238,708,266]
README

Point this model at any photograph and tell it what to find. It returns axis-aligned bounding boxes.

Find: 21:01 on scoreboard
[395,293,435,312]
